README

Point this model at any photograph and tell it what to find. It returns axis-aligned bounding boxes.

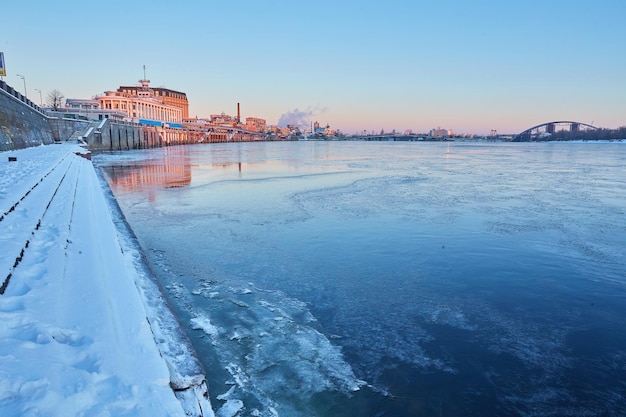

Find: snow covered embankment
[95,164,215,416]
[0,144,213,417]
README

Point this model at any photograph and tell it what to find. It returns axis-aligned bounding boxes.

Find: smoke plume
[278,106,326,128]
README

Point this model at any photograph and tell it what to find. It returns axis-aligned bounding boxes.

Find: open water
[95,141,626,417]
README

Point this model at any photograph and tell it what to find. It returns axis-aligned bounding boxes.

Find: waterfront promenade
[0,144,212,416]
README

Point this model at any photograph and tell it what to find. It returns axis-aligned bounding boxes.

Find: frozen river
[95,141,626,417]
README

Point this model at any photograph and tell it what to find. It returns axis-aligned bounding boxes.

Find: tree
[47,89,65,110]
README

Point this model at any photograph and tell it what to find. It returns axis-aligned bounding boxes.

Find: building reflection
[106,149,192,196]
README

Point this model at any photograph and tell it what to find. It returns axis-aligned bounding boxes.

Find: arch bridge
[513,121,598,142]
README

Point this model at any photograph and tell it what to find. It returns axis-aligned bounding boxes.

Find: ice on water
[184,277,364,416]
[96,142,626,417]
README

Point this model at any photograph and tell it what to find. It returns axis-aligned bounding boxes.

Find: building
[63,98,127,121]
[429,127,451,138]
[96,79,183,128]
[245,117,267,133]
[313,121,331,137]
[209,112,236,126]
[116,81,189,119]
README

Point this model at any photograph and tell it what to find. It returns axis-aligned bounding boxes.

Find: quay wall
[90,122,192,151]
[0,80,54,151]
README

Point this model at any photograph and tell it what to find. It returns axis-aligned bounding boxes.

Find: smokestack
[237,102,241,124]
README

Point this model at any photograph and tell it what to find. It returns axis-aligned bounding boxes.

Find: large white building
[96,79,183,128]
[64,79,185,128]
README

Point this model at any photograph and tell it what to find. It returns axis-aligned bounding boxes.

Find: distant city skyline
[2,0,624,135]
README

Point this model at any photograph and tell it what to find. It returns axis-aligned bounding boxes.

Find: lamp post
[16,73,27,99]
[34,88,42,106]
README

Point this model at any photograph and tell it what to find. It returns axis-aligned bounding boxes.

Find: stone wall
[80,119,166,151]
[47,116,92,142]
[0,80,54,151]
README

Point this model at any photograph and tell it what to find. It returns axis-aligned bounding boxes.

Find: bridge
[513,120,598,142]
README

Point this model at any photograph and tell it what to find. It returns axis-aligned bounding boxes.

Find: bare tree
[47,89,65,110]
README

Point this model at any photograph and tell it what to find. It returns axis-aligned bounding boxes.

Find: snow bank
[0,144,213,416]
[95,166,215,416]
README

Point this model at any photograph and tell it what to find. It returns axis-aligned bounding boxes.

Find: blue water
[95,141,626,417]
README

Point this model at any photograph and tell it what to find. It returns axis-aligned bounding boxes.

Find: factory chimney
[237,103,241,124]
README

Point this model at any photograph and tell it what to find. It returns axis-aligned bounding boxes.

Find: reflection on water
[100,142,345,202]
[107,161,192,189]
[104,147,192,196]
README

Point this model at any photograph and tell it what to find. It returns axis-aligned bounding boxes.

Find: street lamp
[16,73,27,99]
[34,88,43,106]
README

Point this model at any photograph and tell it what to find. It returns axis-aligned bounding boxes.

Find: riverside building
[116,81,189,119]
[96,79,185,128]
[245,117,267,133]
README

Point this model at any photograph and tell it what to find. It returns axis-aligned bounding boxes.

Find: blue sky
[2,0,624,134]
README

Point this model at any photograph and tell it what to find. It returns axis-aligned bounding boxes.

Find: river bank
[0,143,213,416]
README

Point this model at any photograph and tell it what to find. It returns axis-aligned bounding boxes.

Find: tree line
[515,126,626,141]
[546,126,626,141]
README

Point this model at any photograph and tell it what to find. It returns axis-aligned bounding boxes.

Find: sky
[2,0,624,135]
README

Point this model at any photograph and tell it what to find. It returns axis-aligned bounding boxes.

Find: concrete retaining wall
[86,120,164,151]
[0,80,54,151]
[47,116,92,142]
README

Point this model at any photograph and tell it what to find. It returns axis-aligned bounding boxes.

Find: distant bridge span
[514,120,598,141]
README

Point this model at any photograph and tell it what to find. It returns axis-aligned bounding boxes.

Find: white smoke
[278,106,327,128]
